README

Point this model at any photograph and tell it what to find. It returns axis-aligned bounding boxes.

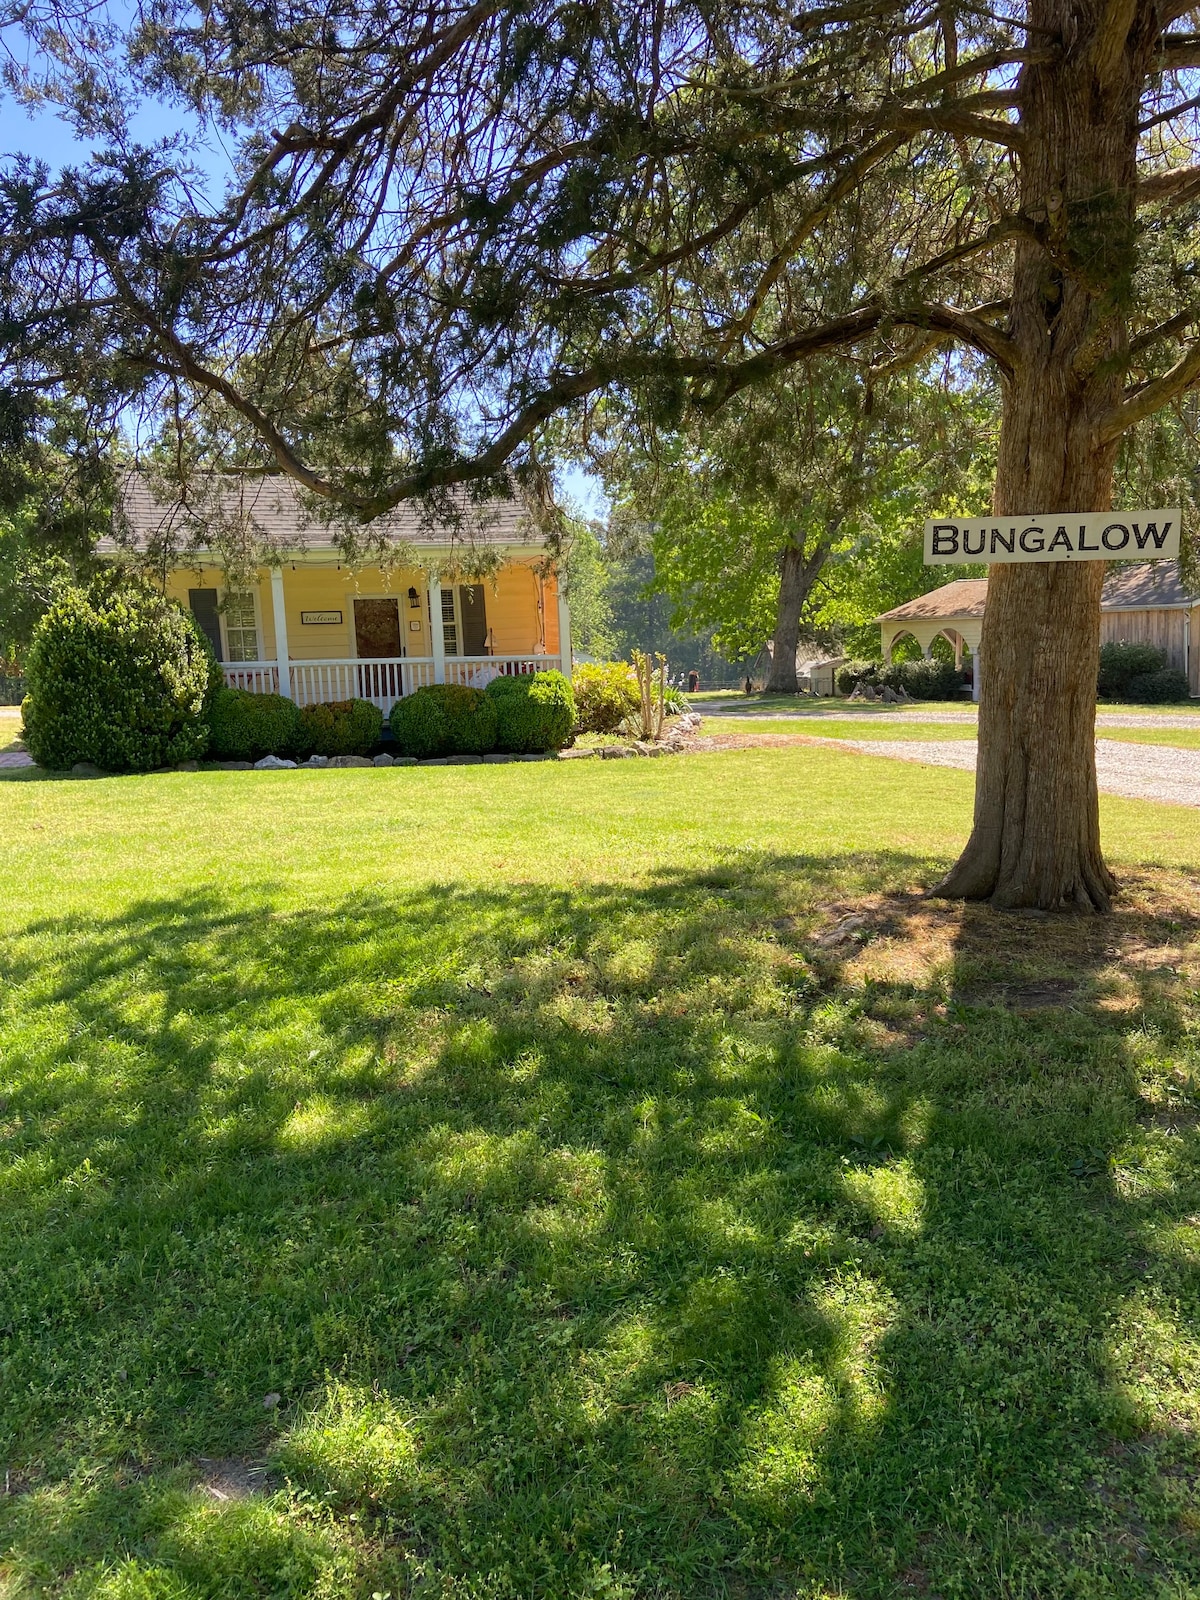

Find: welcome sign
[925,511,1181,565]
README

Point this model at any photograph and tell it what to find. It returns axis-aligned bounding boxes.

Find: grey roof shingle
[876,579,989,623]
[98,473,536,555]
[877,564,1197,624]
[1100,561,1194,609]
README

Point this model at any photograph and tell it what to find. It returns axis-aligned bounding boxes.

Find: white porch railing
[223,662,280,695]
[221,654,563,712]
[444,655,561,689]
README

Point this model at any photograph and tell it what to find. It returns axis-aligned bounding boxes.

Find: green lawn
[705,717,1200,752]
[690,695,974,718]
[0,707,23,752]
[703,718,980,742]
[2,749,1200,1598]
[1101,726,1200,750]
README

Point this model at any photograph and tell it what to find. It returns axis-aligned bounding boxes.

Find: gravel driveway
[833,736,1200,808]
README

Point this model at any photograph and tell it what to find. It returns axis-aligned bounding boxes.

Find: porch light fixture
[408,586,420,608]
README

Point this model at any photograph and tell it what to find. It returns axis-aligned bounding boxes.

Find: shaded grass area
[2,750,1200,1597]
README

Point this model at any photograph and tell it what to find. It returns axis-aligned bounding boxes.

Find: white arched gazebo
[876,579,987,701]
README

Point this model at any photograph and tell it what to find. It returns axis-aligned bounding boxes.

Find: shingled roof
[876,565,1197,624]
[98,473,536,555]
[1100,561,1194,608]
[876,579,989,623]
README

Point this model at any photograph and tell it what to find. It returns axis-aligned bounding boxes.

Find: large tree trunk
[936,0,1151,911]
[764,538,830,692]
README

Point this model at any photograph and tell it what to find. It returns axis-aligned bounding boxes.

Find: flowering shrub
[572,661,639,733]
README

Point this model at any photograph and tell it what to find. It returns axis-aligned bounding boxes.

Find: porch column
[430,576,446,684]
[556,577,573,677]
[270,567,291,699]
[972,645,982,703]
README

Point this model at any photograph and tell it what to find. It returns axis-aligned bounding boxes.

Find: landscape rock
[445,754,484,764]
[517,752,551,761]
[302,755,330,768]
[254,754,298,769]
[599,746,636,759]
[556,748,596,760]
[390,755,418,766]
[373,753,395,767]
[216,760,254,771]
[174,760,199,772]
[327,754,372,768]
[482,753,518,763]
[420,757,453,765]
[70,761,105,777]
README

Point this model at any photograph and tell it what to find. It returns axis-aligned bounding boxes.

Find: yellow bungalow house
[101,476,572,712]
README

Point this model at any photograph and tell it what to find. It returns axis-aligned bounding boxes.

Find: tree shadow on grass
[1,855,1199,1597]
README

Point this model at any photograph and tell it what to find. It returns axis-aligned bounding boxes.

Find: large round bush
[572,662,639,733]
[390,683,497,757]
[486,670,576,751]
[1124,667,1190,703]
[208,687,303,761]
[1098,640,1167,699]
[297,698,383,757]
[22,581,219,772]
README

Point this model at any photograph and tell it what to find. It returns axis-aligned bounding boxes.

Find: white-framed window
[224,590,260,662]
[440,586,459,657]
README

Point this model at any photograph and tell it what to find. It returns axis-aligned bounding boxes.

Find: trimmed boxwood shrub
[1124,667,1190,703]
[22,580,219,772]
[486,670,576,752]
[389,683,497,758]
[297,698,383,757]
[208,687,302,761]
[572,661,639,733]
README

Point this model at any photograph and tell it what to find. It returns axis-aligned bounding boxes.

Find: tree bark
[936,0,1154,911]
[764,538,830,692]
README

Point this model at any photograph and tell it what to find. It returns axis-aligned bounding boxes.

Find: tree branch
[1128,301,1200,356]
[1091,0,1140,90]
[1154,32,1200,69]
[1137,162,1200,206]
[1138,91,1200,130]
[1099,339,1200,441]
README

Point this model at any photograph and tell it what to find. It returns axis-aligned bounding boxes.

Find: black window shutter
[188,588,223,661]
[458,585,488,656]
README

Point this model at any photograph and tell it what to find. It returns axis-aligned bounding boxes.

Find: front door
[354,598,402,658]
